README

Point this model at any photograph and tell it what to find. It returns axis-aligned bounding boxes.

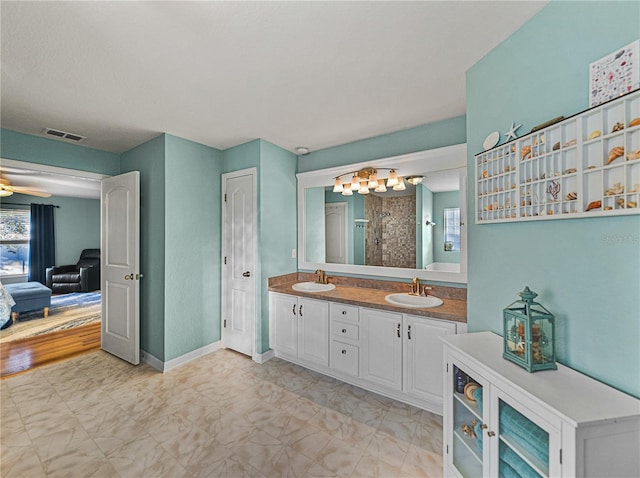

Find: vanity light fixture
[333,167,420,196]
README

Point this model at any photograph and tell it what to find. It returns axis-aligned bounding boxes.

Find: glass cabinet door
[450,365,485,477]
[491,388,561,478]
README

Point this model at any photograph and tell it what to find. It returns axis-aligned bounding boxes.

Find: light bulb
[358,182,369,194]
[367,170,378,189]
[342,186,353,196]
[333,178,343,193]
[386,169,398,187]
[393,177,406,191]
[375,182,387,192]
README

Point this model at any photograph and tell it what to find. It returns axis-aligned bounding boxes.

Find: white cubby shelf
[475,89,640,224]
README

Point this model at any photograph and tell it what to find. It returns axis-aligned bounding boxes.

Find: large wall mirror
[297,144,467,283]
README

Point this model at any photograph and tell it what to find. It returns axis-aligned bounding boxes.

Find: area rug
[0,292,101,343]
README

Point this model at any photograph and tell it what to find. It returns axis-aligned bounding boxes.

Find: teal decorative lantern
[503,286,556,372]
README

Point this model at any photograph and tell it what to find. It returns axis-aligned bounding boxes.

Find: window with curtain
[443,207,460,252]
[0,208,31,277]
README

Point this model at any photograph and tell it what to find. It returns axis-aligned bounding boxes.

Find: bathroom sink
[292,282,336,293]
[385,293,443,308]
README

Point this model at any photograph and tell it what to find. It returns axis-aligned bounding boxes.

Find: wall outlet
[291,249,296,259]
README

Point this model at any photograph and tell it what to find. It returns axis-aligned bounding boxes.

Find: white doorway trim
[220,167,258,360]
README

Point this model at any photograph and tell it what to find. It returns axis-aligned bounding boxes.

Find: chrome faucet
[315,269,328,284]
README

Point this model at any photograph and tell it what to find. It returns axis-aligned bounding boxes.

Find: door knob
[124,274,131,280]
[242,271,251,277]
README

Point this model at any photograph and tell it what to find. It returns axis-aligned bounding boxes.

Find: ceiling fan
[0,176,52,198]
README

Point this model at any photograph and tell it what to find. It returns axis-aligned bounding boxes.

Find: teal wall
[417,184,434,268]
[164,135,222,360]
[1,129,120,175]
[1,193,100,266]
[120,135,166,360]
[298,116,467,173]
[305,188,326,263]
[258,140,298,353]
[433,190,460,264]
[466,1,640,397]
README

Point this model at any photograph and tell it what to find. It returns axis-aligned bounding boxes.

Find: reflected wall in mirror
[298,144,468,283]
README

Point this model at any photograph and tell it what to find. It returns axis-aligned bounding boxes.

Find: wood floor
[0,322,100,378]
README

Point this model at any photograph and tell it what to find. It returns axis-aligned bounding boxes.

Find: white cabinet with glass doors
[442,332,640,478]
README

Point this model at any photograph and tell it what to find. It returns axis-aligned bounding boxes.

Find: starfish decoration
[504,121,522,141]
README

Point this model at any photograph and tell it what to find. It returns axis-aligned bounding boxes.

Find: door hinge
[224,256,227,265]
[224,193,227,202]
[446,444,448,455]
[559,449,562,464]
[223,319,227,328]
[446,363,449,373]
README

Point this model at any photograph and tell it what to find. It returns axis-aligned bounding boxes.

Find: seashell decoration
[606,146,624,165]
[563,168,577,175]
[563,139,577,148]
[552,141,560,151]
[520,145,532,160]
[564,192,577,201]
[630,118,640,128]
[626,149,640,161]
[586,200,602,211]
[628,201,638,208]
[604,183,624,196]
[611,122,624,133]
[588,130,602,140]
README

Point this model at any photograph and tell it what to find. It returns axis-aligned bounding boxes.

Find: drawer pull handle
[408,325,412,340]
[292,304,296,316]
[397,323,401,338]
[299,305,303,317]
[341,310,347,315]
[480,424,488,430]
[487,431,496,437]
[341,328,347,333]
[341,350,347,354]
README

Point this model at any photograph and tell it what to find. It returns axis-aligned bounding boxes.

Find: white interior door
[325,203,347,264]
[101,171,140,365]
[222,168,256,357]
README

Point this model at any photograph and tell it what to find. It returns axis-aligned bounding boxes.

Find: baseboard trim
[141,341,222,373]
[253,349,274,364]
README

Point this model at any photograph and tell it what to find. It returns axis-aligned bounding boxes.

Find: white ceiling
[1,1,547,156]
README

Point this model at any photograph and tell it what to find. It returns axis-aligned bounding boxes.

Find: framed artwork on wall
[589,40,639,107]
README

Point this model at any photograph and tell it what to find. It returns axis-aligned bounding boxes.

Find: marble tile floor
[1,349,443,477]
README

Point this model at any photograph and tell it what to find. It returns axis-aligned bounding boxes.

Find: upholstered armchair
[45,249,100,294]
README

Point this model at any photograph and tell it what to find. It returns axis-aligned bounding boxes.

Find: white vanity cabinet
[269,291,465,413]
[442,332,640,478]
[360,308,403,391]
[270,293,329,367]
[404,314,456,406]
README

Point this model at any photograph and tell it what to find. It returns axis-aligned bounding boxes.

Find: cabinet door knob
[341,329,347,334]
[487,431,496,437]
[341,310,346,315]
[407,325,412,340]
[341,349,347,355]
[480,424,488,430]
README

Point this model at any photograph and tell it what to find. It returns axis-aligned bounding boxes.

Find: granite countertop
[269,275,467,324]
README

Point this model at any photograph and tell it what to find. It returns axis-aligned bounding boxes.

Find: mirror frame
[297,143,467,283]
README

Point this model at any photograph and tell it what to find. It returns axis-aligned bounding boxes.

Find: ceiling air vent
[42,128,87,142]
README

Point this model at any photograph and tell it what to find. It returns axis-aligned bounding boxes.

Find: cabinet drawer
[330,341,359,376]
[330,303,359,322]
[332,321,359,342]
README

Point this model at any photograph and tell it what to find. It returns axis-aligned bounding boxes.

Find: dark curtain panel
[28,204,55,284]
